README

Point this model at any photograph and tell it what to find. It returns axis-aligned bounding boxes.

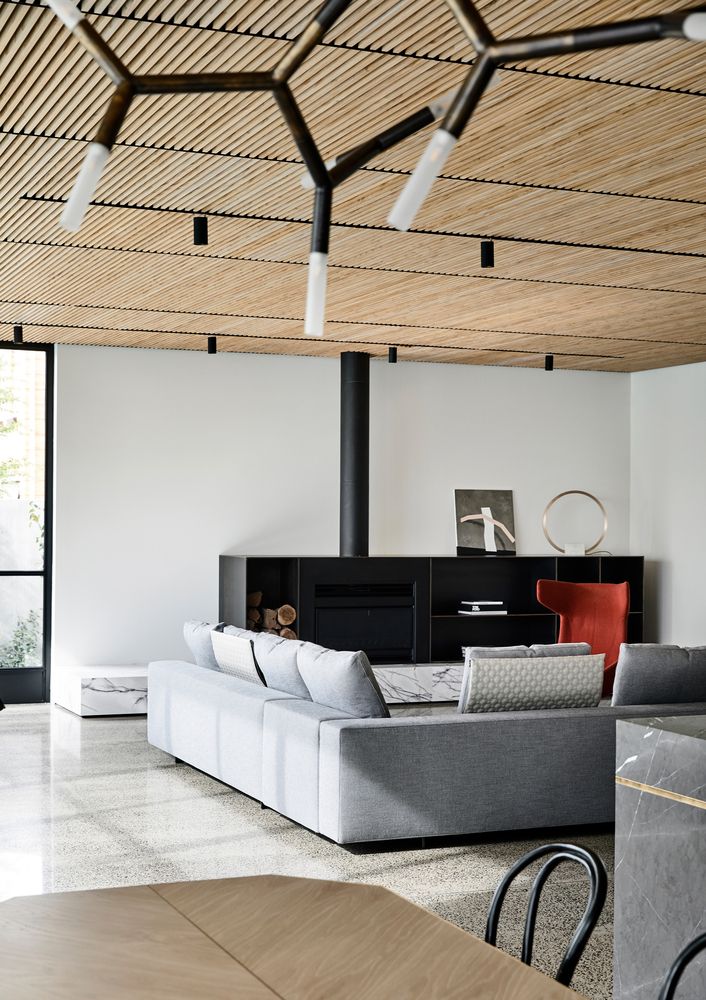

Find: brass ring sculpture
[542,490,608,554]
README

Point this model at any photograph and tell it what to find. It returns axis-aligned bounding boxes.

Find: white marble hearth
[53,665,148,717]
[372,663,463,703]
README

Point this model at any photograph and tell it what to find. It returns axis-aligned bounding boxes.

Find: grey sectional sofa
[147,653,706,845]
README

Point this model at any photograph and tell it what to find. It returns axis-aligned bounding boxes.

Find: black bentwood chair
[484,843,608,988]
[658,933,706,1000]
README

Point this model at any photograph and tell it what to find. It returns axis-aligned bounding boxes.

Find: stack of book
[458,600,508,616]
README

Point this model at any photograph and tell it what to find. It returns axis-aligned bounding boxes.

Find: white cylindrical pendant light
[304,251,328,336]
[46,0,84,30]
[387,128,457,232]
[682,12,706,39]
[60,142,110,231]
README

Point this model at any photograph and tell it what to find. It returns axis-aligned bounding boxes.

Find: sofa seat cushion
[458,654,605,714]
[183,620,225,671]
[296,643,390,718]
[612,644,706,705]
[147,659,295,800]
[261,698,353,831]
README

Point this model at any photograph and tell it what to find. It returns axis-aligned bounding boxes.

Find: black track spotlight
[13,325,23,344]
[193,216,209,246]
[388,346,398,364]
[480,240,495,268]
[207,336,217,355]
[545,354,554,372]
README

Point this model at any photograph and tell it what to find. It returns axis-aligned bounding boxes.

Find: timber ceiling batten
[41,0,464,336]
[2,0,705,370]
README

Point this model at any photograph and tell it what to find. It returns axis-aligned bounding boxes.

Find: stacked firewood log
[246,591,297,640]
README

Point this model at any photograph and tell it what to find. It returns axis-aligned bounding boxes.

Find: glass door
[0,344,53,703]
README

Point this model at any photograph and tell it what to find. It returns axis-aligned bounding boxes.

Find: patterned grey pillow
[458,654,604,714]
[458,644,591,706]
[211,631,266,686]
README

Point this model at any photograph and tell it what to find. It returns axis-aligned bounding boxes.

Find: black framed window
[0,343,54,703]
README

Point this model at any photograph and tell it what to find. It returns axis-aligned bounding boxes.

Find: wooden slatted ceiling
[0,0,704,370]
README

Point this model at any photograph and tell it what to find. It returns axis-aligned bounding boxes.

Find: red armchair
[536,579,630,696]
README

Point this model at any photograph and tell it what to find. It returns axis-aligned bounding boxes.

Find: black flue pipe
[340,351,370,557]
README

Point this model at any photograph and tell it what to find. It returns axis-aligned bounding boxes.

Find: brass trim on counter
[616,775,706,811]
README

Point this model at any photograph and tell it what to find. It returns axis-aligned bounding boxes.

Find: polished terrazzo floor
[0,705,614,999]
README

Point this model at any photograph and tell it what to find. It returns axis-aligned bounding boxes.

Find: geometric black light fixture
[13,325,23,344]
[388,346,398,364]
[389,5,706,230]
[45,0,706,341]
[480,240,495,268]
[46,0,364,339]
[207,336,217,355]
[193,216,208,246]
[545,354,554,372]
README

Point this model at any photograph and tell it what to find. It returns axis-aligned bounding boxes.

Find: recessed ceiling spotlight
[207,336,217,354]
[480,240,495,268]
[545,354,554,372]
[193,216,208,246]
[13,325,23,344]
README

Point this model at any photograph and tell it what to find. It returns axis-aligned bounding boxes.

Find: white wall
[53,346,631,668]
[630,362,706,644]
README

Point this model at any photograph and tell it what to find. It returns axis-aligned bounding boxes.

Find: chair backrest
[658,933,706,1000]
[485,843,608,988]
[536,579,630,695]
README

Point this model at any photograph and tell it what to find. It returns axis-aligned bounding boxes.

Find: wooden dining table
[0,874,587,998]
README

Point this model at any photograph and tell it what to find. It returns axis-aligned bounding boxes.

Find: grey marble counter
[614,714,706,1000]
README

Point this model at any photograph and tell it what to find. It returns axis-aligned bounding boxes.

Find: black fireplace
[298,557,429,663]
[313,582,414,661]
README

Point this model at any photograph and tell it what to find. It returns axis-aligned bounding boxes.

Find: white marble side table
[53,665,148,717]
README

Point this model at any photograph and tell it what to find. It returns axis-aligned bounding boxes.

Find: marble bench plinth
[53,665,148,717]
[615,714,706,999]
[372,663,462,704]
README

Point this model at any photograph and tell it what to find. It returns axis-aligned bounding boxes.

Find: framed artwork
[454,489,516,555]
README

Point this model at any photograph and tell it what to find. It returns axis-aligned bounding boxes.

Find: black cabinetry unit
[219,555,644,665]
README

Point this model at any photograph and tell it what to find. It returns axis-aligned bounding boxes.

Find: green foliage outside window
[0,610,41,668]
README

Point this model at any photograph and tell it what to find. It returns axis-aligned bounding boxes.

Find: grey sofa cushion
[463,643,590,661]
[532,643,592,657]
[296,643,390,719]
[183,620,225,671]
[211,631,266,686]
[458,654,604,714]
[252,633,311,699]
[612,644,706,705]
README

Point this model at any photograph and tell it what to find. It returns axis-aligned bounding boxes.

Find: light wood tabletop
[0,875,587,999]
